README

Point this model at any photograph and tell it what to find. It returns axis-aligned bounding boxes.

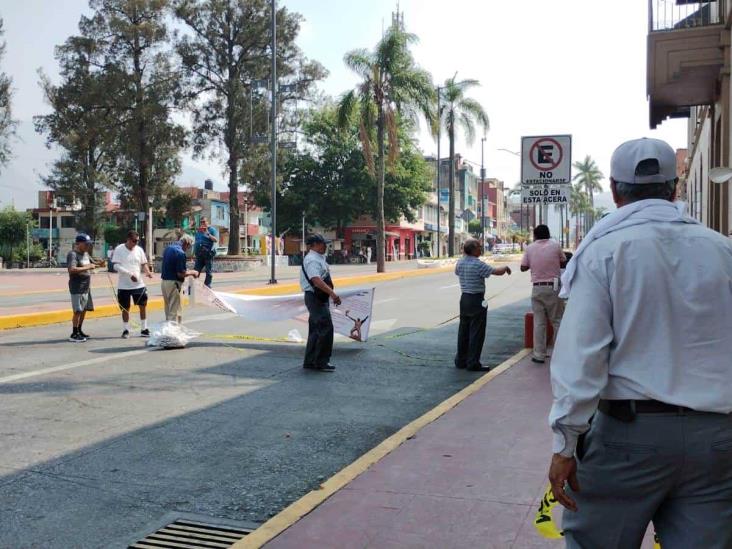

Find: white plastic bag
[146,321,200,349]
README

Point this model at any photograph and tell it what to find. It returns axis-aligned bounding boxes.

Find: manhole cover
[129,518,252,548]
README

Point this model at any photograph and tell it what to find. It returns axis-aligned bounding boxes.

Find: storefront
[343,225,418,260]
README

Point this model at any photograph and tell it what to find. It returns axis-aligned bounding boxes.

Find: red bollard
[524,312,554,348]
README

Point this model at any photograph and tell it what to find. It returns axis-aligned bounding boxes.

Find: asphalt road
[0,264,531,548]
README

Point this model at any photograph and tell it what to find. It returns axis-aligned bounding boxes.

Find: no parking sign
[521,135,572,205]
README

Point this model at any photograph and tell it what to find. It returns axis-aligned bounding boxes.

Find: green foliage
[165,188,193,226]
[267,105,430,236]
[175,0,326,255]
[0,207,30,263]
[0,18,16,171]
[468,219,481,237]
[83,0,186,213]
[103,224,129,248]
[35,34,118,240]
[13,241,45,263]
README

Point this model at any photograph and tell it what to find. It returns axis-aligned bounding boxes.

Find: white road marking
[439,283,460,289]
[374,298,397,305]
[0,349,151,385]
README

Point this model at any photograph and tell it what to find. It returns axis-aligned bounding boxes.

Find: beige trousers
[531,285,563,360]
[161,280,182,321]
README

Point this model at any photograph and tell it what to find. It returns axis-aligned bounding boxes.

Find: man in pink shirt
[521,225,567,363]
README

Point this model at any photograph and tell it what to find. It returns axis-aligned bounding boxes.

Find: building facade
[647,0,731,236]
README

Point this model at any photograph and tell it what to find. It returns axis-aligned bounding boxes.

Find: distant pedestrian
[454,238,511,371]
[520,225,567,364]
[112,230,153,339]
[161,234,199,323]
[67,233,104,342]
[300,234,341,372]
[548,138,732,547]
[366,247,372,264]
[194,217,218,287]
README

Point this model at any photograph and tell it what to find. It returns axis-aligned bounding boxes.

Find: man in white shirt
[547,138,732,548]
[300,234,341,372]
[112,230,153,338]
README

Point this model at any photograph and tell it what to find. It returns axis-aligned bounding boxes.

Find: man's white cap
[610,137,677,184]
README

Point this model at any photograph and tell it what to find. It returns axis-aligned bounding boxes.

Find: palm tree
[569,183,590,247]
[572,155,604,229]
[438,76,489,256]
[337,27,435,272]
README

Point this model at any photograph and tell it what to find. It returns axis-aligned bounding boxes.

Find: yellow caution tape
[534,484,564,539]
[534,484,662,547]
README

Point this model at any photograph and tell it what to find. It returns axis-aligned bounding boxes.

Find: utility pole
[269,0,278,284]
[301,210,305,254]
[480,136,486,249]
[435,86,442,258]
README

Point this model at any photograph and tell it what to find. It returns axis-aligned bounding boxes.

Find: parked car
[215,246,228,256]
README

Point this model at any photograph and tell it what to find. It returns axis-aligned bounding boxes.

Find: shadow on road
[0,299,530,549]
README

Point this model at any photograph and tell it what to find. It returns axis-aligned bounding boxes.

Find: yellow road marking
[234,348,532,548]
[0,267,453,330]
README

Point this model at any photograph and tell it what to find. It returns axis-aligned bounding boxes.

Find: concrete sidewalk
[249,351,656,549]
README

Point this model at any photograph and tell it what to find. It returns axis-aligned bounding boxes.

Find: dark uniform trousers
[303,291,334,367]
[455,292,487,369]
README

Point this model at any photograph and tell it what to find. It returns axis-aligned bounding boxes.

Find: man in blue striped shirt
[455,238,512,371]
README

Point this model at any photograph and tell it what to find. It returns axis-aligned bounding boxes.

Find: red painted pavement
[265,354,656,549]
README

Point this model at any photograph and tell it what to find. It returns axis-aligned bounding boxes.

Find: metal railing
[649,0,725,31]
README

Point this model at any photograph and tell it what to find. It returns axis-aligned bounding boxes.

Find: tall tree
[0,207,28,265]
[569,182,590,246]
[81,0,186,252]
[165,187,192,226]
[175,0,326,255]
[338,26,435,272]
[438,76,489,256]
[572,155,603,229]
[35,36,117,240]
[0,18,16,171]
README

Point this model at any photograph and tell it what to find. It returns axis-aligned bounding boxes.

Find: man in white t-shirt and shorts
[112,230,153,338]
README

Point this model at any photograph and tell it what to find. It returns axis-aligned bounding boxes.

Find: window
[61,216,75,228]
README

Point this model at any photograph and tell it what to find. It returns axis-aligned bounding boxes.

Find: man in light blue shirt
[548,138,732,548]
[300,234,341,372]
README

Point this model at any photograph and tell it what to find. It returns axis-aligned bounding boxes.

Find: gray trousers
[563,410,732,549]
[531,285,562,360]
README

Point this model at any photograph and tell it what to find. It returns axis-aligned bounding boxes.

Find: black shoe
[315,364,335,372]
[122,329,130,339]
[303,364,317,370]
[466,365,491,372]
[69,333,86,343]
[455,363,468,369]
[531,358,545,364]
[140,329,150,337]
[78,331,90,339]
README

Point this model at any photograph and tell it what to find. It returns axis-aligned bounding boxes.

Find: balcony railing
[649,0,725,32]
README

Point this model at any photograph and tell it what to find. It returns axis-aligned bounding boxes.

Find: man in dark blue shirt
[161,234,199,323]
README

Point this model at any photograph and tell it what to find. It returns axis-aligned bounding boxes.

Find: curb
[234,348,532,548]
[0,266,453,330]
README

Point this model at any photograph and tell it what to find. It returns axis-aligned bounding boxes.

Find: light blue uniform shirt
[300,251,330,292]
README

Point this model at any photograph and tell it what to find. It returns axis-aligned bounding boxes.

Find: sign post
[520,135,572,227]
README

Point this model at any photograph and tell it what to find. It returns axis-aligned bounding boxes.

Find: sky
[0,0,688,211]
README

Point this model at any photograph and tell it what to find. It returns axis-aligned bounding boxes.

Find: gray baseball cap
[610,138,676,184]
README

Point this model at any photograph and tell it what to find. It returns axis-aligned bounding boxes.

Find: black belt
[599,399,695,422]
[533,282,554,286]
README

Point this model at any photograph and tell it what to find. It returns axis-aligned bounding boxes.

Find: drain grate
[129,518,252,549]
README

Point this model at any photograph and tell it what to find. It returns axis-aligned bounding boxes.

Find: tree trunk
[375,106,386,273]
[448,125,455,257]
[227,153,241,256]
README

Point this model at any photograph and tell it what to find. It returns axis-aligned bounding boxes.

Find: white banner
[195,282,375,342]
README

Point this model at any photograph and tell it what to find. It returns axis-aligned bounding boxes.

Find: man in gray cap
[300,234,341,372]
[547,138,732,547]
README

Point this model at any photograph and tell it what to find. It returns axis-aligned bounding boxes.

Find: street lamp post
[269,0,278,284]
[480,136,486,248]
[435,85,444,258]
